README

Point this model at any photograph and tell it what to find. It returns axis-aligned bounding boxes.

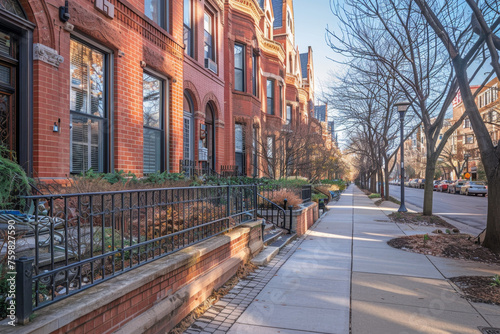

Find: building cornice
[230,0,263,25]
[258,35,285,64]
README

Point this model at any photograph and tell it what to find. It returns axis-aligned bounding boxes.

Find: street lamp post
[395,101,411,212]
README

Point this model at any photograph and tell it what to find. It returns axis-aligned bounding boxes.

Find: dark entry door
[0,30,18,160]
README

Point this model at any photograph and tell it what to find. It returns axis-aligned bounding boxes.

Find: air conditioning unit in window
[204,58,217,74]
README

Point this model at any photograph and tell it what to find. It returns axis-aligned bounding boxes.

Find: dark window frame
[464,117,471,128]
[267,79,274,115]
[234,43,245,92]
[183,0,193,57]
[69,36,111,174]
[142,70,166,174]
[286,105,292,124]
[144,0,171,32]
[235,123,246,174]
[204,9,215,61]
[278,82,283,117]
[252,53,258,96]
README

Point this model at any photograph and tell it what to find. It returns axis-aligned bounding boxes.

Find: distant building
[452,77,499,180]
[314,105,326,122]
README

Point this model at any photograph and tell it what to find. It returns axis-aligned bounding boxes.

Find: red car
[437,180,453,192]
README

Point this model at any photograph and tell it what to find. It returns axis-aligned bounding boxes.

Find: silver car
[449,180,465,194]
[460,181,487,196]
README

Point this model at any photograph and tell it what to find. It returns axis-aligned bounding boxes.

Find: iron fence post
[227,185,231,217]
[253,184,258,221]
[15,256,34,325]
[288,205,293,233]
[283,198,287,210]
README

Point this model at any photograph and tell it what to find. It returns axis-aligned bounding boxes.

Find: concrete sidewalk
[184,185,500,334]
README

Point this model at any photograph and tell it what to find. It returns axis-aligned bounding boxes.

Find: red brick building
[1,0,184,181]
[224,0,315,177]
[1,0,315,179]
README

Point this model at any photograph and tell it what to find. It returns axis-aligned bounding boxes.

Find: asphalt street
[388,184,487,233]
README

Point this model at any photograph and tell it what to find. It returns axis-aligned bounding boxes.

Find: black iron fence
[301,185,312,203]
[14,184,257,322]
[10,182,313,322]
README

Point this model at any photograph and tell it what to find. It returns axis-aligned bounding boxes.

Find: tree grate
[479,327,500,334]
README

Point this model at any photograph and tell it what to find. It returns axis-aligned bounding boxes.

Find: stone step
[252,232,296,266]
[263,229,283,246]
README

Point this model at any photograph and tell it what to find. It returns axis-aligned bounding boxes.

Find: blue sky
[294,0,343,102]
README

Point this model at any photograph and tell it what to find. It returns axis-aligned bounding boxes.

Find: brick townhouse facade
[452,77,500,180]
[1,0,315,179]
[224,0,315,177]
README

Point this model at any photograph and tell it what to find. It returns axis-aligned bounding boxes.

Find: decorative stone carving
[33,43,64,67]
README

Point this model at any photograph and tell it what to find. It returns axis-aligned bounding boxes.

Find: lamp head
[395,100,411,119]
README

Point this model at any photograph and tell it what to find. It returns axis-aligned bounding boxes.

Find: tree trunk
[370,172,377,193]
[422,160,437,216]
[482,166,500,252]
[379,168,384,198]
[454,60,500,252]
[384,163,390,200]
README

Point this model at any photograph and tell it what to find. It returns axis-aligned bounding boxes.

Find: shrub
[320,179,346,191]
[312,193,328,202]
[0,145,33,210]
[266,189,302,208]
[368,193,381,199]
[143,171,184,183]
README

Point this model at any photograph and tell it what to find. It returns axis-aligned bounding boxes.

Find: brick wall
[26,0,184,178]
[294,202,318,236]
[5,222,263,334]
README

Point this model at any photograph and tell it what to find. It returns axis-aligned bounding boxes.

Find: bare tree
[254,120,343,180]
[324,58,407,198]
[413,0,500,251]
[326,0,493,216]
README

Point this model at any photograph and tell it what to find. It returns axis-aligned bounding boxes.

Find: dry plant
[266,189,302,208]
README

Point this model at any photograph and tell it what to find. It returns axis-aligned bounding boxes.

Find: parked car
[449,180,466,194]
[437,180,453,192]
[460,181,488,196]
[433,180,441,191]
[409,179,418,188]
[416,178,426,189]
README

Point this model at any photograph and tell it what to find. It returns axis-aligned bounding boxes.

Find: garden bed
[450,275,500,305]
[388,212,456,229]
[388,234,500,264]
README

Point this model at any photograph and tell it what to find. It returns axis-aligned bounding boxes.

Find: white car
[460,181,487,196]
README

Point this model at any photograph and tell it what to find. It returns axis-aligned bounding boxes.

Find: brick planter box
[291,202,319,236]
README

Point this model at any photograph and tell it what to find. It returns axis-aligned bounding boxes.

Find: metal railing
[14,184,257,322]
[301,185,312,203]
[180,160,221,178]
[256,195,291,233]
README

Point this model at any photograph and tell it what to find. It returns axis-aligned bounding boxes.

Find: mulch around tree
[389,212,457,229]
[450,276,500,305]
[387,234,500,264]
[387,210,500,306]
